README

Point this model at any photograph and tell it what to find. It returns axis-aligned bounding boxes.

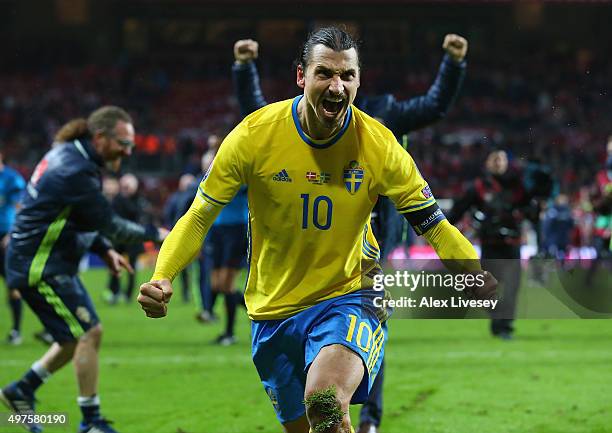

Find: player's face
[297,45,360,135]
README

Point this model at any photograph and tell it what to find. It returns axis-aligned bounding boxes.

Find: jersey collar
[291,95,352,149]
[74,138,104,167]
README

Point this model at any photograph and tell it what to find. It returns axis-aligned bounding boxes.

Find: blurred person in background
[107,173,153,304]
[449,149,535,340]
[232,33,468,433]
[0,146,26,345]
[0,106,167,433]
[163,172,197,303]
[102,176,119,202]
[541,193,574,265]
[586,135,612,284]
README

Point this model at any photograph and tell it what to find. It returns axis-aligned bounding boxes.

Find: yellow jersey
[199,96,441,320]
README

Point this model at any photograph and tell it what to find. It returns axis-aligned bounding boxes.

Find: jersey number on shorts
[300,194,333,230]
[346,314,384,373]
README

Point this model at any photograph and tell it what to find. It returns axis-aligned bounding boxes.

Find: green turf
[1,268,611,433]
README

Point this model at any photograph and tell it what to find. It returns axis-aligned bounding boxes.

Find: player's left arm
[384,34,467,133]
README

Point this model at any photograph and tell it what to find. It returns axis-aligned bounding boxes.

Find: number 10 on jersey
[300,194,333,230]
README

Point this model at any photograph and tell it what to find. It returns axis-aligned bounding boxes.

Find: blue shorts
[251,290,388,424]
[205,224,247,269]
[18,274,99,343]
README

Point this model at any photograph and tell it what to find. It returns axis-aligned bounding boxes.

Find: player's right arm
[232,39,268,117]
[384,34,467,134]
[139,121,251,318]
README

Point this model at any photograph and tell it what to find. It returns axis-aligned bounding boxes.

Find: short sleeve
[379,138,446,235]
[379,139,435,213]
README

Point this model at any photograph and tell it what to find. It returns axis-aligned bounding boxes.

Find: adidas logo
[272,169,292,182]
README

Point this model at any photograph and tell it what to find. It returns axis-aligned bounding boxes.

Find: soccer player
[0,106,167,433]
[0,147,26,344]
[139,27,494,433]
[232,33,468,433]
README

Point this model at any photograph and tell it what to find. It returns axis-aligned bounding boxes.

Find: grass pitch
[1,268,611,433]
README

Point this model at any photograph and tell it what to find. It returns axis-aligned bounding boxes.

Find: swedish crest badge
[343,160,364,194]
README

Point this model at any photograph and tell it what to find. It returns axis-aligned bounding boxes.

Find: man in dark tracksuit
[0,107,164,433]
[231,35,467,433]
[448,150,531,339]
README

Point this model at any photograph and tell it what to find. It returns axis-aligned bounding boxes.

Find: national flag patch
[306,171,331,184]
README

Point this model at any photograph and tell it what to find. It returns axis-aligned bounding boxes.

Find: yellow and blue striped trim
[291,95,352,149]
[362,224,380,260]
[366,322,385,373]
[397,197,436,213]
[197,186,228,206]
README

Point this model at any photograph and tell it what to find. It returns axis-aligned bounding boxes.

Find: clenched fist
[234,39,259,64]
[138,279,173,318]
[443,34,468,63]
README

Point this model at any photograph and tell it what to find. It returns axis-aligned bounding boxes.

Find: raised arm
[231,39,268,117]
[382,34,468,134]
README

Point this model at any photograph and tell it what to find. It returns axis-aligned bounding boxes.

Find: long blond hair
[54,118,89,143]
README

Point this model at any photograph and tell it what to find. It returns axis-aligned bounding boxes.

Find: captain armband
[401,203,447,236]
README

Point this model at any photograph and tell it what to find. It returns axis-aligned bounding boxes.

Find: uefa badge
[343,160,364,195]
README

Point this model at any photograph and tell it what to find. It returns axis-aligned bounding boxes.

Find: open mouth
[321,98,344,116]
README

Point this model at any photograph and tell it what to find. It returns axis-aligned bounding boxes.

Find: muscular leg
[40,340,78,372]
[303,344,364,433]
[73,324,103,397]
